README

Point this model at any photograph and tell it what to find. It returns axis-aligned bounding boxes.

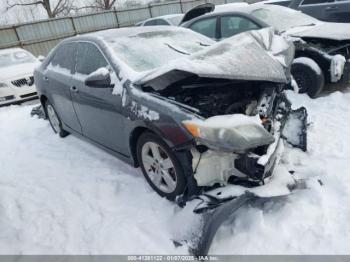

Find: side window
[76,42,108,76]
[189,17,217,39]
[144,19,158,26]
[301,0,334,5]
[156,19,170,25]
[51,43,76,73]
[144,19,170,26]
[221,16,260,39]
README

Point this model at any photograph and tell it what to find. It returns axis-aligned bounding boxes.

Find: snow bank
[1,87,350,254]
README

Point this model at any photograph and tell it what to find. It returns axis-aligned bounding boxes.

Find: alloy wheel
[141,141,177,193]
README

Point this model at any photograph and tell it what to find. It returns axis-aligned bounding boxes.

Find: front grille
[20,92,37,98]
[11,76,34,87]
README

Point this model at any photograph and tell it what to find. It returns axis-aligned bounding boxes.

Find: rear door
[70,42,129,155]
[44,43,82,133]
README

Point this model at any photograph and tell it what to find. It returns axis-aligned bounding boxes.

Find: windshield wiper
[198,42,211,47]
[164,43,190,55]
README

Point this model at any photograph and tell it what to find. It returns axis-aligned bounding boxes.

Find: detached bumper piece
[178,192,287,256]
[176,177,310,256]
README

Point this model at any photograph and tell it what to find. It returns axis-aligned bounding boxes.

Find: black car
[34,26,305,200]
[268,0,350,23]
[181,3,350,97]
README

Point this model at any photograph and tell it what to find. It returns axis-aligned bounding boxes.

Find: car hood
[286,22,350,41]
[134,27,294,90]
[0,62,39,81]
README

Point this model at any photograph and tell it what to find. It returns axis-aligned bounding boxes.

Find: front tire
[45,100,69,138]
[292,57,325,98]
[136,132,187,200]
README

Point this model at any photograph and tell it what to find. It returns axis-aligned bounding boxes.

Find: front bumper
[0,92,38,107]
[192,92,308,187]
[0,86,38,107]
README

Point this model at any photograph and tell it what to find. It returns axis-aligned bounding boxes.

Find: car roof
[0,47,27,55]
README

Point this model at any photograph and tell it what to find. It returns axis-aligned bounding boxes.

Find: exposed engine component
[160,80,271,118]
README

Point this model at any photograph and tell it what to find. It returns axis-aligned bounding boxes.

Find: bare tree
[91,0,117,10]
[6,0,74,18]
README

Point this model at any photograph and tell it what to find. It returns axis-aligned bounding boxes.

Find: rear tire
[136,132,187,200]
[45,100,69,138]
[292,57,325,98]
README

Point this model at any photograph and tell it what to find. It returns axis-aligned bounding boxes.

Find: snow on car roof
[0,47,28,55]
[213,2,251,13]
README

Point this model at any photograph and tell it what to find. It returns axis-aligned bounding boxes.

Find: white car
[0,48,40,106]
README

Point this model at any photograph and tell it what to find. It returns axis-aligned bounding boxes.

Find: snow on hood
[287,22,350,41]
[0,62,39,81]
[134,27,294,89]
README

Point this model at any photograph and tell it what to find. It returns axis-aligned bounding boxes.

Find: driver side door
[70,42,129,155]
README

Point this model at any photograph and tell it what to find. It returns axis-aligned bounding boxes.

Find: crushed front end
[184,84,307,189]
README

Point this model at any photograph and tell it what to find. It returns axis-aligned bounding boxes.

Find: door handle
[325,6,338,11]
[70,86,79,93]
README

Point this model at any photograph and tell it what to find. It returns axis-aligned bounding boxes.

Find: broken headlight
[183,116,275,152]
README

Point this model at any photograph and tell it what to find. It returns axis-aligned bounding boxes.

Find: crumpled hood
[134,27,294,89]
[287,22,350,41]
[0,62,39,81]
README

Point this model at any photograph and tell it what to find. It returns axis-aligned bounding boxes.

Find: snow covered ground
[1,88,350,254]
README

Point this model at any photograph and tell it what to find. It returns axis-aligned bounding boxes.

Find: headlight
[183,115,275,152]
[0,82,8,88]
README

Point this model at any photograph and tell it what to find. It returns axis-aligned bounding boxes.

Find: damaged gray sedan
[34,26,307,200]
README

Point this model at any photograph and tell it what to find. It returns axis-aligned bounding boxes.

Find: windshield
[0,50,36,68]
[168,15,184,25]
[106,29,213,72]
[251,5,319,32]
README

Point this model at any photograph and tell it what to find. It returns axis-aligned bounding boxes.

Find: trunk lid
[180,3,215,24]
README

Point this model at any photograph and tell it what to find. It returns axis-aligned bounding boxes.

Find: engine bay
[155,79,279,118]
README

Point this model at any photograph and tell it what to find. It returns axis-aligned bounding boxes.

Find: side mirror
[37,55,45,62]
[84,68,114,88]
